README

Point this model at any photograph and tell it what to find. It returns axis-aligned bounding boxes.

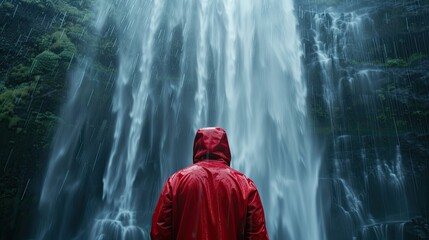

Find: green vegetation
[386,58,407,67]
[21,0,90,19]
[21,0,54,9]
[408,53,427,65]
[0,1,15,9]
[0,82,36,128]
[64,22,86,42]
[32,50,60,74]
[6,65,33,86]
[412,110,429,120]
[386,53,428,67]
[346,53,427,68]
[0,0,119,238]
[39,31,77,61]
[346,58,384,67]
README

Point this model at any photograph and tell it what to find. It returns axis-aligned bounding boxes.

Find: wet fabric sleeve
[150,179,173,240]
[245,187,269,240]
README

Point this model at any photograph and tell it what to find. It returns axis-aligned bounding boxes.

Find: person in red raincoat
[151,127,269,240]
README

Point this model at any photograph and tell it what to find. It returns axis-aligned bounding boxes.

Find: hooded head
[193,127,231,165]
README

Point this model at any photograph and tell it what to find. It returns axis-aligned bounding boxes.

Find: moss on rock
[21,0,54,10]
[32,50,60,74]
[386,58,407,67]
[0,83,36,128]
[38,31,76,62]
[51,31,76,60]
[408,53,427,65]
[0,1,15,9]
[6,64,33,86]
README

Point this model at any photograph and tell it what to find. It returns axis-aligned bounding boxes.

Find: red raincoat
[151,127,269,240]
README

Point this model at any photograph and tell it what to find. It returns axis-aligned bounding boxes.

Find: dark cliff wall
[296,0,429,239]
[0,0,117,238]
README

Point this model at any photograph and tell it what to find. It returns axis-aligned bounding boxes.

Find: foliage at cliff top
[20,0,92,20]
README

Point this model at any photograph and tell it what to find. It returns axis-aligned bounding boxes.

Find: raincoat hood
[193,127,231,165]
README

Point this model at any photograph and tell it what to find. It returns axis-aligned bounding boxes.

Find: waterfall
[36,0,321,239]
[309,7,411,240]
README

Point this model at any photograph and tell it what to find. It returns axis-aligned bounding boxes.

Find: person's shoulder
[168,164,202,180]
[227,167,257,187]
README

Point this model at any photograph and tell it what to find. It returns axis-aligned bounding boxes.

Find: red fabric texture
[151,127,269,240]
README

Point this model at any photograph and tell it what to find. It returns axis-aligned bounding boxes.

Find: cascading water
[36,0,321,239]
[306,6,417,240]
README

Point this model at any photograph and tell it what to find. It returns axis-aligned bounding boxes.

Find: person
[151,127,269,240]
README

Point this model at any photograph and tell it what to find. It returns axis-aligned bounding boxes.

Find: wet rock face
[389,60,429,104]
[354,217,429,240]
[0,0,117,239]
[297,0,429,134]
[405,217,429,239]
[297,0,429,239]
[299,0,429,62]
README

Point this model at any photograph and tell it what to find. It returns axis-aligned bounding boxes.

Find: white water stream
[37,1,321,239]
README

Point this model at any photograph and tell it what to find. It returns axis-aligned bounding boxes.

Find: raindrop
[12,4,18,18]
[58,170,69,195]
[59,12,67,29]
[67,53,74,70]
[1,23,6,34]
[35,100,45,120]
[405,17,409,31]
[383,43,387,60]
[105,70,114,91]
[80,55,86,66]
[109,25,116,37]
[414,37,419,52]
[48,14,58,29]
[20,179,30,200]
[25,28,33,42]
[393,41,398,58]
[3,148,13,172]
[41,14,46,26]
[79,27,86,39]
[30,60,37,73]
[87,88,95,106]
[26,76,41,112]
[17,46,23,55]
[15,34,22,47]
[92,141,104,172]
[75,142,84,164]
[59,28,65,39]
[392,118,400,146]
